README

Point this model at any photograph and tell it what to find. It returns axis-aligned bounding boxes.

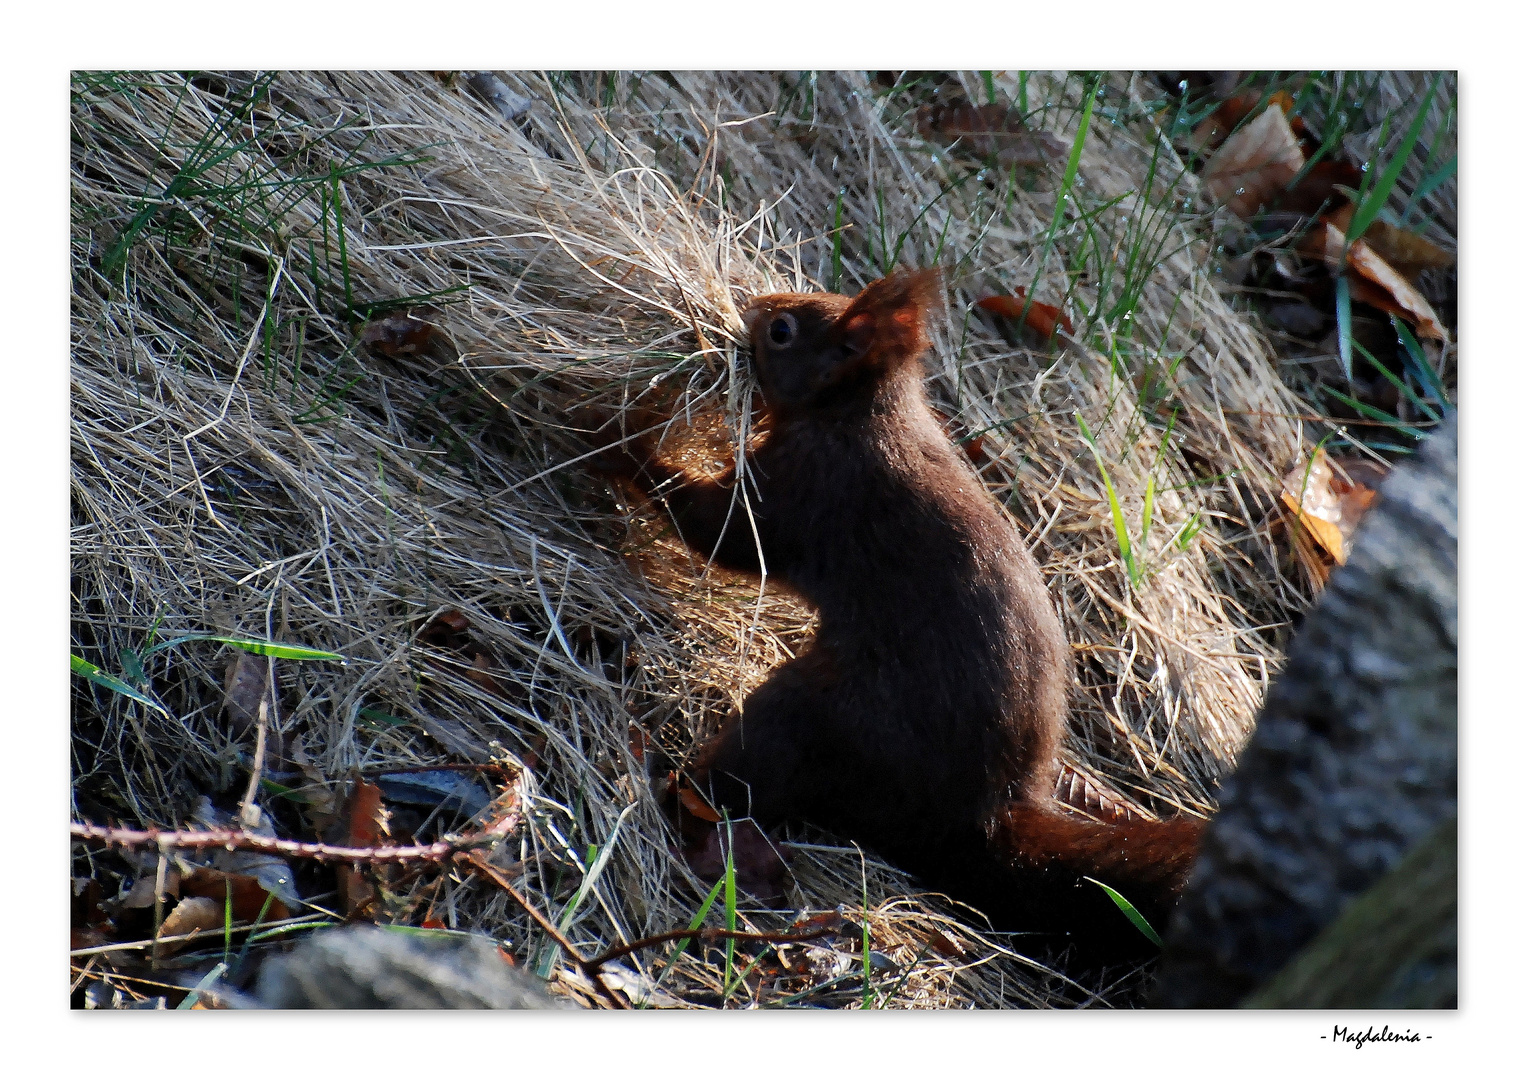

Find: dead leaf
[685,821,793,904]
[916,102,1068,167]
[465,651,504,695]
[924,928,966,958]
[789,910,850,936]
[360,313,452,360]
[223,650,272,731]
[1322,204,1454,282]
[155,896,222,956]
[121,864,180,909]
[1278,159,1364,216]
[179,867,292,923]
[977,288,1074,339]
[1202,104,1305,219]
[419,609,471,647]
[1306,221,1449,341]
[1279,448,1382,565]
[339,779,388,917]
[1190,90,1297,152]
[627,724,649,764]
[677,785,722,823]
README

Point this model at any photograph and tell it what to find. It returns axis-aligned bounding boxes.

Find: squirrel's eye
[767,315,796,347]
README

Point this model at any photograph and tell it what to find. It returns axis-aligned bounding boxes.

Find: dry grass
[71,70,1323,1008]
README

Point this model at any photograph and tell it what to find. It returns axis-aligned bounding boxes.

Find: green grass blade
[1083,876,1162,948]
[723,817,738,1001]
[1392,315,1450,408]
[140,633,344,661]
[1028,74,1098,315]
[176,961,229,1009]
[1173,511,1204,551]
[119,647,148,688]
[651,876,726,998]
[1334,273,1353,381]
[1076,414,1137,584]
[861,860,874,1009]
[1351,340,1440,422]
[557,801,637,933]
[1407,153,1456,212]
[829,189,844,293]
[1320,386,1425,440]
[71,654,170,717]
[1346,76,1441,243]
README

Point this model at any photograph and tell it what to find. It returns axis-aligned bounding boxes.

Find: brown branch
[70,815,520,865]
[587,923,837,969]
[457,850,628,1010]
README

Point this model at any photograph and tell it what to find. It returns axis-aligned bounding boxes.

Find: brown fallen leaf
[1201,104,1305,219]
[1190,90,1299,152]
[419,609,471,647]
[360,312,452,360]
[1323,204,1454,282]
[924,928,966,958]
[677,784,722,824]
[223,650,272,732]
[1279,448,1382,565]
[121,862,180,910]
[977,288,1074,339]
[339,780,388,917]
[626,724,649,764]
[1305,220,1449,341]
[1278,159,1364,217]
[155,896,223,956]
[180,867,292,923]
[916,102,1068,168]
[685,821,793,904]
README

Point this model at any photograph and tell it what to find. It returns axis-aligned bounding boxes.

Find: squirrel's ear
[841,311,876,358]
[837,269,943,360]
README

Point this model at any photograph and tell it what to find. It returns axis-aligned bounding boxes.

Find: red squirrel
[601,269,1204,962]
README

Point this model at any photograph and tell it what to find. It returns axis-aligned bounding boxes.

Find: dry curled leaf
[626,723,649,764]
[1323,204,1454,282]
[155,896,222,956]
[1190,90,1298,152]
[1201,104,1304,219]
[1279,159,1364,217]
[360,312,452,360]
[915,102,1068,167]
[223,650,272,731]
[339,780,388,917]
[1279,448,1382,565]
[180,867,292,923]
[465,72,533,124]
[1305,220,1449,341]
[924,928,966,958]
[685,820,793,904]
[977,288,1073,339]
[677,784,722,823]
[121,863,180,910]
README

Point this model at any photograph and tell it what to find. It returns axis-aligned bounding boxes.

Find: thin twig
[458,850,629,1010]
[587,923,837,969]
[70,818,519,864]
[238,696,270,830]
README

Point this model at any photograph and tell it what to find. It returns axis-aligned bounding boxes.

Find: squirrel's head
[742,269,943,412]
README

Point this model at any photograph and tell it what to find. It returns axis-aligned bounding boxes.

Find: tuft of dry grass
[72,70,1321,1008]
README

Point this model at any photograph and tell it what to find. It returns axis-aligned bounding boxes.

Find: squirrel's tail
[906,802,1206,964]
[992,801,1205,902]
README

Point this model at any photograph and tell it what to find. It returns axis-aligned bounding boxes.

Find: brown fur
[603,270,1203,962]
